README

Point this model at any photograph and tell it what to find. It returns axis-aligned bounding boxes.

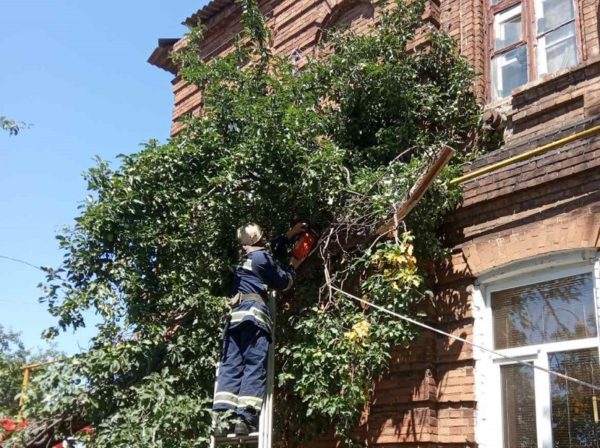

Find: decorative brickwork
[149,0,600,445]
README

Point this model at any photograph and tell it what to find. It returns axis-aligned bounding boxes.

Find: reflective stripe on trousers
[214,391,239,408]
[213,321,270,427]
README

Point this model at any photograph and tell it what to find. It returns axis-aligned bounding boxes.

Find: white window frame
[488,0,580,101]
[473,250,600,448]
[492,46,528,99]
[534,0,578,76]
[491,4,527,100]
[494,4,523,50]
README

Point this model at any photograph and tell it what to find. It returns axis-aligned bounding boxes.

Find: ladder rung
[213,432,259,445]
[211,294,275,448]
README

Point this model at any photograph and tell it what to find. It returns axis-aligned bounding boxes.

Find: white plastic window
[490,0,579,99]
[495,5,523,49]
[474,257,600,448]
[492,273,597,349]
[492,45,528,99]
[535,0,578,76]
[491,5,528,99]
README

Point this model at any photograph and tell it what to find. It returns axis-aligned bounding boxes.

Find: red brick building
[150,1,600,446]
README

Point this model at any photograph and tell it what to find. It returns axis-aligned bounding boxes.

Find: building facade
[150,0,600,446]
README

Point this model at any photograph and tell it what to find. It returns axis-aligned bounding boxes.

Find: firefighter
[213,222,307,436]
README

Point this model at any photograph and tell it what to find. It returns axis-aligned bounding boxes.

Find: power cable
[330,284,600,392]
[0,255,44,272]
[0,299,40,306]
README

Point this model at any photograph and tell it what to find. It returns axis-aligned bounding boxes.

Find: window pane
[541,22,577,74]
[492,273,596,349]
[501,363,538,448]
[492,45,528,99]
[495,5,522,49]
[538,0,575,33]
[549,348,600,447]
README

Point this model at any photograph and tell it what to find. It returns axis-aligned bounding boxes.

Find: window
[474,259,600,448]
[489,0,579,99]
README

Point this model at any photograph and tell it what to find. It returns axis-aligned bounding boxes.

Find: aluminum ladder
[210,294,275,448]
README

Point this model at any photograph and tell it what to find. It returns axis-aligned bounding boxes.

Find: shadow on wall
[361,255,475,445]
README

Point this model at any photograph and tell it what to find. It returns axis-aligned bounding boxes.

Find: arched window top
[317,0,376,44]
[322,0,375,29]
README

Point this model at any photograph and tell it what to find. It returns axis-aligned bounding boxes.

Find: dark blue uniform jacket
[228,236,295,336]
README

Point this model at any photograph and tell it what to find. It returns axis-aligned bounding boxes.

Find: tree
[18,1,493,446]
[0,326,29,418]
[0,326,59,418]
[1,117,30,136]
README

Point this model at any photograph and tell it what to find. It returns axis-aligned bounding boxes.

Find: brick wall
[162,0,600,137]
[168,0,384,136]
[150,0,600,445]
[167,0,443,136]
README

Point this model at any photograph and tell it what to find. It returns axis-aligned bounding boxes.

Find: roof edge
[148,38,180,74]
[184,0,235,27]
[149,0,238,74]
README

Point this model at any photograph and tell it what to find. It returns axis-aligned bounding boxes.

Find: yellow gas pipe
[18,360,61,421]
[450,124,600,185]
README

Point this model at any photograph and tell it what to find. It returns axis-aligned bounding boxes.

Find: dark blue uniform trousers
[213,321,269,427]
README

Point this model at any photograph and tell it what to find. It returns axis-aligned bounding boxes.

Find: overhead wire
[0,255,45,305]
[0,255,44,272]
[330,284,600,393]
[0,299,40,307]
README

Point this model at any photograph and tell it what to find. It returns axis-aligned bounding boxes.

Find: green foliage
[1,117,30,136]
[0,325,59,418]
[0,326,28,418]
[26,0,489,446]
[279,234,428,442]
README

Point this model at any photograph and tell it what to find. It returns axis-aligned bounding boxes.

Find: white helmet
[236,223,264,246]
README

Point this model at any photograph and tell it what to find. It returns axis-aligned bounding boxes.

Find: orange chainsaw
[291,229,318,262]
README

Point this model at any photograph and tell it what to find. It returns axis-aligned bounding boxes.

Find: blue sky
[0,0,208,355]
